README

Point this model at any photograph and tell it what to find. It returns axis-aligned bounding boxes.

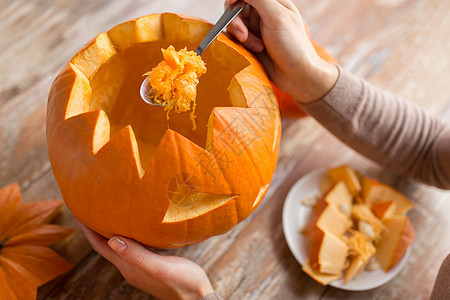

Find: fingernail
[235,29,245,42]
[108,236,127,254]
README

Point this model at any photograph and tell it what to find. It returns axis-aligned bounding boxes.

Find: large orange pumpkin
[47,13,281,248]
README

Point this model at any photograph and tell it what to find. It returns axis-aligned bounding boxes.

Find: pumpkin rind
[47,13,281,248]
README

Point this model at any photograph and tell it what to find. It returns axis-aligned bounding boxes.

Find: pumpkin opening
[89,40,250,168]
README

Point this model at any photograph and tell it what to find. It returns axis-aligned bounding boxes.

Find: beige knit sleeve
[301,66,450,189]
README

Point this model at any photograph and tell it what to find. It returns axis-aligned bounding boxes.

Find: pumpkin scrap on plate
[0,183,73,299]
[144,45,207,130]
[302,165,415,285]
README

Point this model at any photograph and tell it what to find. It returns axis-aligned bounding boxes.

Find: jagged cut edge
[57,14,279,182]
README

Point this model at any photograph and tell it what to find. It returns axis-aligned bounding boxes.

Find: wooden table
[1,0,449,299]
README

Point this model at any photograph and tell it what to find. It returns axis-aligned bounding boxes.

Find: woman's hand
[226,0,338,103]
[77,221,214,300]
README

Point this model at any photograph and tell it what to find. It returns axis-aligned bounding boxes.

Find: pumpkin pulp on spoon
[144,46,207,130]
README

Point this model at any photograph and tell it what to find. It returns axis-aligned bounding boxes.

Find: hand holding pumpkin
[77,221,214,300]
[226,0,338,103]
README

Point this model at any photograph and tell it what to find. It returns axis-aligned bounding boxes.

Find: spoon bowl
[140,77,163,106]
[140,2,244,106]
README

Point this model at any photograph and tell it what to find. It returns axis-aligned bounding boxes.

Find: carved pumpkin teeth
[72,33,117,80]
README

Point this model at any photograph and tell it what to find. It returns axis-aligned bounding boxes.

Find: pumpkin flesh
[144,45,207,131]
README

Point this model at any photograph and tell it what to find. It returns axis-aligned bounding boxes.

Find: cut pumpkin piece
[319,174,334,196]
[323,181,353,210]
[327,165,361,196]
[302,262,342,285]
[305,199,352,240]
[344,255,367,284]
[376,215,415,272]
[371,201,396,220]
[352,204,384,241]
[305,181,352,239]
[309,228,348,275]
[361,177,414,214]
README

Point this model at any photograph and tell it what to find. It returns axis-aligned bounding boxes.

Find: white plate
[282,168,410,291]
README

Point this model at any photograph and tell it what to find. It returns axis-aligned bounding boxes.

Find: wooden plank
[0,0,223,105]
[298,0,450,115]
[0,73,55,190]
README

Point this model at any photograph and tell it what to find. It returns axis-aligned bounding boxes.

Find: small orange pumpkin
[47,13,281,248]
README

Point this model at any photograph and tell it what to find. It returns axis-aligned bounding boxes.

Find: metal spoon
[140,3,245,106]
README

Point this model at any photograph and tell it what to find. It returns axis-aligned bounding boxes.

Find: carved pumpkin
[47,13,281,248]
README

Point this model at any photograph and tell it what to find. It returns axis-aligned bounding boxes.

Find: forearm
[300,66,450,189]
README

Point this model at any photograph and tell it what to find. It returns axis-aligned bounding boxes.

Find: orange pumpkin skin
[46,13,281,248]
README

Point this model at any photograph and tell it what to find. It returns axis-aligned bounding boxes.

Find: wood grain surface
[1,0,449,299]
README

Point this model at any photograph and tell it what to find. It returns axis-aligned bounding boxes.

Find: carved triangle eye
[164,173,238,223]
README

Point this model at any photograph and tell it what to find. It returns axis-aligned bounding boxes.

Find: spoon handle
[195,2,245,56]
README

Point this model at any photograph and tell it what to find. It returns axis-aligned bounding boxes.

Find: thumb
[108,236,158,268]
